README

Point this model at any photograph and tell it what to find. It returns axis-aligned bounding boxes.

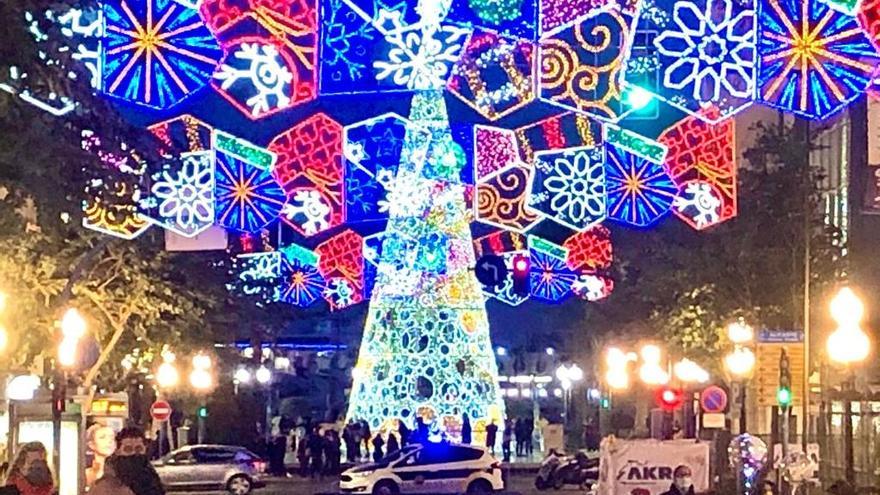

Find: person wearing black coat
[461,413,472,445]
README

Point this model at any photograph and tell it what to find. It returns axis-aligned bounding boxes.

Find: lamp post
[189,353,214,444]
[155,350,179,456]
[826,287,870,484]
[724,320,755,434]
[555,363,583,424]
[255,365,274,442]
[55,308,86,479]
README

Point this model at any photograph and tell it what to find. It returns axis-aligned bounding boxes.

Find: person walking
[525,417,534,456]
[5,442,54,495]
[371,434,385,462]
[296,433,309,477]
[514,418,524,456]
[502,419,513,462]
[461,413,472,445]
[386,432,400,455]
[323,430,341,475]
[342,421,356,463]
[307,427,325,480]
[398,421,410,446]
[90,456,136,495]
[485,421,498,455]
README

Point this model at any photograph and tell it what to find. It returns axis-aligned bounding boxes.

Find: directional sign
[700,385,728,413]
[150,400,172,422]
[475,255,507,287]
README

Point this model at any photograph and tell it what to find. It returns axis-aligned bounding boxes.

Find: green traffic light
[198,406,208,418]
[600,398,611,409]
[777,387,792,406]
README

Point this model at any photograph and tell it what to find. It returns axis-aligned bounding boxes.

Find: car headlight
[350,470,374,477]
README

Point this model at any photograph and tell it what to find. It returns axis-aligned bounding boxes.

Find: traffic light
[600,397,611,410]
[778,349,792,409]
[776,386,792,407]
[511,254,530,296]
[198,406,208,418]
[656,387,684,411]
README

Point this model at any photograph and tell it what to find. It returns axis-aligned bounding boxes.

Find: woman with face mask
[4,442,54,495]
[660,465,695,495]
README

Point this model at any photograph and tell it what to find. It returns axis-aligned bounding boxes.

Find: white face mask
[674,477,693,490]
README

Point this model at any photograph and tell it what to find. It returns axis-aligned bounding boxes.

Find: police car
[339,443,504,494]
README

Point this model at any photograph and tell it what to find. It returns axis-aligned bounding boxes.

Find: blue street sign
[475,255,508,288]
[757,330,804,343]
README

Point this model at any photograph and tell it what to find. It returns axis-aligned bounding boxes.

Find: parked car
[340,443,504,495]
[152,445,266,495]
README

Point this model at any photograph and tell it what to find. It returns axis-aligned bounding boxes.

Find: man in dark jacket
[659,465,695,495]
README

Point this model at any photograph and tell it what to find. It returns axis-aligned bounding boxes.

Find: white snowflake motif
[373,9,469,90]
[214,43,293,117]
[572,274,607,302]
[281,190,332,235]
[378,174,430,217]
[151,152,214,236]
[654,0,756,107]
[345,141,367,165]
[324,278,356,308]
[375,169,395,188]
[673,182,722,228]
[536,148,606,230]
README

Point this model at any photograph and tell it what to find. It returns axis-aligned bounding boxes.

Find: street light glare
[725,347,756,377]
[827,327,870,364]
[192,354,212,370]
[674,358,710,383]
[156,361,180,389]
[57,338,78,367]
[0,325,8,352]
[255,365,272,384]
[189,368,213,390]
[234,368,252,384]
[61,308,86,339]
[830,287,864,326]
[727,320,754,344]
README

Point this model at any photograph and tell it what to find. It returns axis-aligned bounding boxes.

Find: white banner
[598,438,710,495]
[165,225,228,251]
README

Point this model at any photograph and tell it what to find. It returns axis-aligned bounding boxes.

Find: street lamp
[605,347,633,391]
[254,365,274,441]
[189,353,213,443]
[673,359,709,384]
[556,363,583,422]
[638,344,669,385]
[58,308,86,367]
[827,287,870,484]
[156,351,180,390]
[725,320,755,435]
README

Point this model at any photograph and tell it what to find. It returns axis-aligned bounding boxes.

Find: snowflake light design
[101,0,221,109]
[214,149,287,233]
[623,0,758,122]
[572,273,614,301]
[758,0,880,120]
[529,146,606,231]
[146,151,215,237]
[213,42,294,118]
[673,181,722,228]
[373,11,470,90]
[281,190,332,234]
[604,142,677,227]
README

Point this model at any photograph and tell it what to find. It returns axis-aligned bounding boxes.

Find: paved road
[176,473,592,495]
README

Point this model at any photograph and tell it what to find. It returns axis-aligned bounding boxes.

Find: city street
[175,474,589,495]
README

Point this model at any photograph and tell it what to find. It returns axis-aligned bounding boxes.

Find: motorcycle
[534,451,599,491]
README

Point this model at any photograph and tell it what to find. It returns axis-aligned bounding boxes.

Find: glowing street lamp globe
[725,347,756,378]
[827,327,870,365]
[234,368,252,384]
[830,287,864,327]
[255,365,272,384]
[60,308,86,339]
[156,361,180,389]
[189,369,213,391]
[727,320,754,345]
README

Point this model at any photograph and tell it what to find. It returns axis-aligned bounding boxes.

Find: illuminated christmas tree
[346,91,505,436]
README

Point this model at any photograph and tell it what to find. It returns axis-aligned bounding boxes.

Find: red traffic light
[655,387,684,411]
[512,255,529,274]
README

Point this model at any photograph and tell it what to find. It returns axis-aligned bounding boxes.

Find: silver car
[152,445,266,495]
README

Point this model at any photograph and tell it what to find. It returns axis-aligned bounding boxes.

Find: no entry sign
[699,386,728,413]
[150,400,172,422]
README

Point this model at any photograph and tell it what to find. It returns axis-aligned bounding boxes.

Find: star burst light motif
[101,0,221,109]
[604,143,677,227]
[215,151,287,233]
[758,0,880,119]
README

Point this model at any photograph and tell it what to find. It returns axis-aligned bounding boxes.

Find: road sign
[756,339,804,407]
[150,400,172,422]
[702,413,726,429]
[700,385,728,413]
[475,255,507,287]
